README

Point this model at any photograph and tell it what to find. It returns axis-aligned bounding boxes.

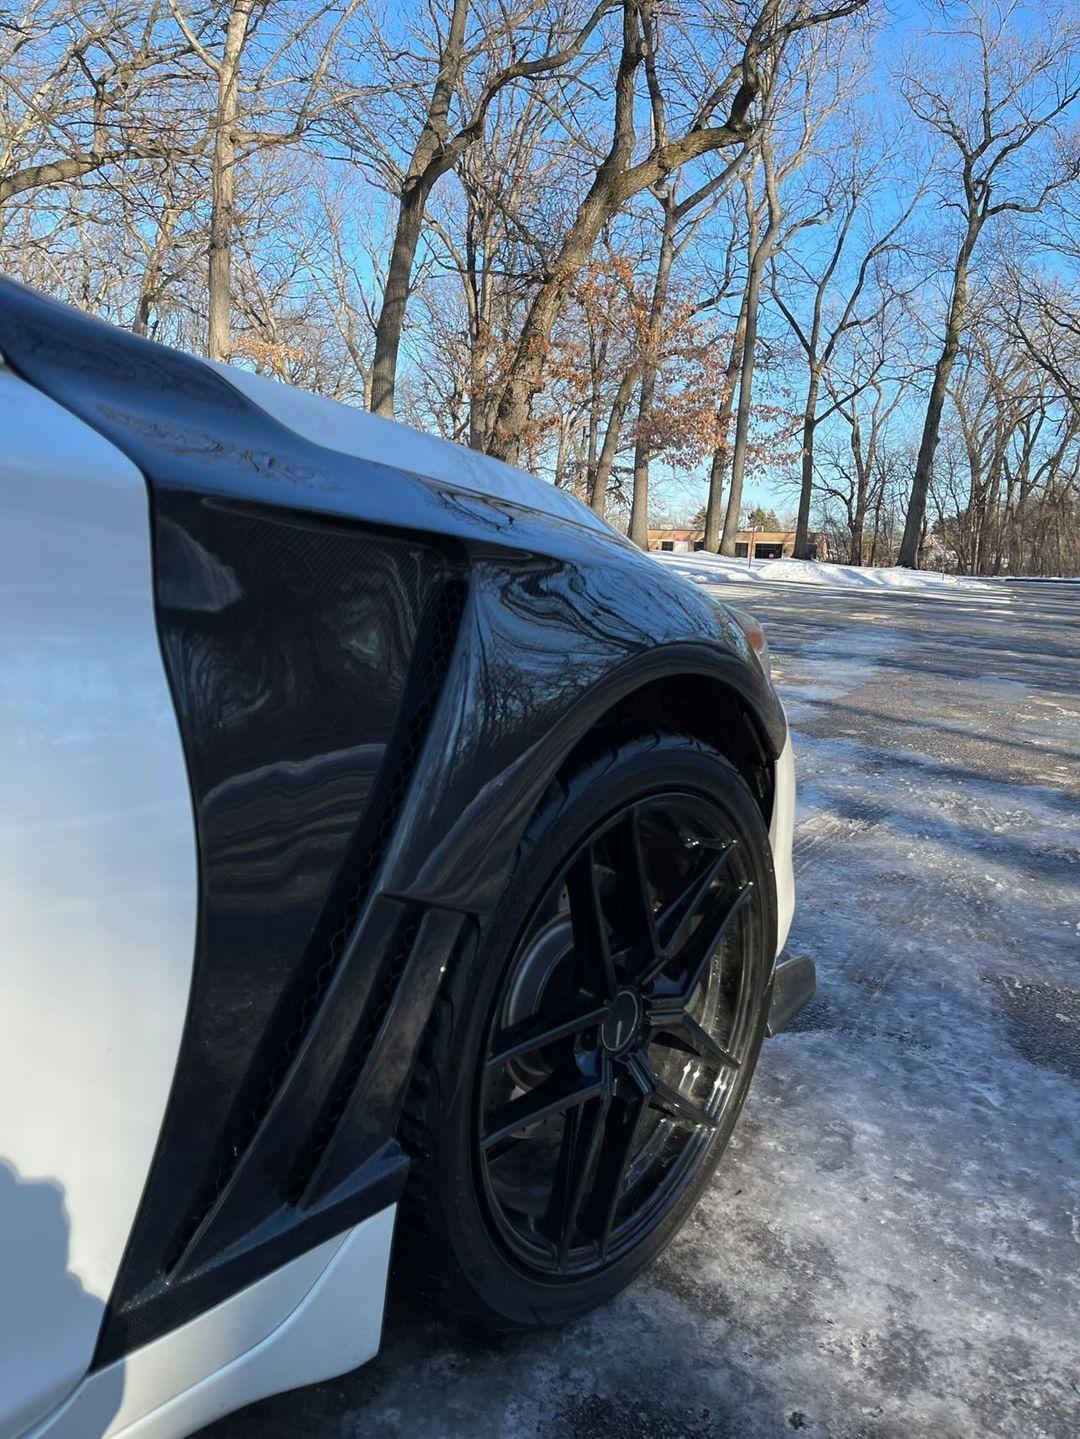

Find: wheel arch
[551,668,778,829]
[387,633,785,918]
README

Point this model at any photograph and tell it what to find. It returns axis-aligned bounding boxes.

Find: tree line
[2,0,1077,572]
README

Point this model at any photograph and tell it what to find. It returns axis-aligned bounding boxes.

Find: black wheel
[396,732,777,1331]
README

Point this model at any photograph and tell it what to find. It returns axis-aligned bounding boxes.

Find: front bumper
[767,733,796,959]
[765,732,815,1035]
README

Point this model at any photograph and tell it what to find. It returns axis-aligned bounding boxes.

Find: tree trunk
[553,417,572,489]
[721,160,780,556]
[703,301,748,552]
[586,390,600,481]
[369,0,470,417]
[629,200,677,548]
[370,181,429,416]
[850,491,869,565]
[591,366,640,516]
[898,214,981,566]
[719,279,762,555]
[793,366,820,559]
[207,116,236,361]
[869,477,887,565]
[847,410,868,564]
[132,204,179,337]
[207,1,256,363]
[627,367,657,547]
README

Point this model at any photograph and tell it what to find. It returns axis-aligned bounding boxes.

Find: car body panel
[204,358,618,540]
[769,734,796,957]
[0,276,798,1435]
[94,490,458,1362]
[0,365,198,1436]
[28,1206,394,1439]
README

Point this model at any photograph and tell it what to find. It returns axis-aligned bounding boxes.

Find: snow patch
[653,551,1000,596]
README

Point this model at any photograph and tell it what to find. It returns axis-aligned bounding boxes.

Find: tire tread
[393,728,771,1331]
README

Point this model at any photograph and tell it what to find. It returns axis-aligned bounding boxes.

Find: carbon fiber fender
[0,275,786,1361]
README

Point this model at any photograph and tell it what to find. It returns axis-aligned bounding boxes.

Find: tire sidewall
[428,734,776,1329]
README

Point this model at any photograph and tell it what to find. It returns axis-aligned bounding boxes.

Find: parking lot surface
[204,578,1079,1439]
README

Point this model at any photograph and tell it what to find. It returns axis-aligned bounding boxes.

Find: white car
[0,278,809,1438]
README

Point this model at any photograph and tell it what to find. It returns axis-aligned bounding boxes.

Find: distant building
[647,528,828,560]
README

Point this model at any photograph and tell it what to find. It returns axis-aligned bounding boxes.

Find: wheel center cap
[601,988,642,1055]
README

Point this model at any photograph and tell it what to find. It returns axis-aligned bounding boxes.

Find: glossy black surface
[100,491,464,1357]
[0,276,788,1358]
[766,953,818,1036]
[478,793,762,1278]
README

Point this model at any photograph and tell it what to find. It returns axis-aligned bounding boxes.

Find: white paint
[30,1207,395,1439]
[0,366,198,1436]
[204,359,620,540]
[769,734,796,957]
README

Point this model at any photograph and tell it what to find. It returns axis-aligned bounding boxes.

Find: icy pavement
[204,581,1079,1439]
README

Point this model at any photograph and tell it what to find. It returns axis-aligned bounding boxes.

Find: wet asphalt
[202,577,1079,1439]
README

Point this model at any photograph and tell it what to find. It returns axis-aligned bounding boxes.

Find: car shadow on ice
[0,1160,123,1437]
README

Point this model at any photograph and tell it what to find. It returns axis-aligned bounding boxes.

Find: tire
[396,730,777,1332]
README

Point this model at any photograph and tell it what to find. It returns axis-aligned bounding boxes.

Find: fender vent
[286,908,424,1203]
[167,577,467,1270]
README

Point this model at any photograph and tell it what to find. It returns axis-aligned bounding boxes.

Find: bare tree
[0,2,197,205]
[621,0,760,545]
[404,80,581,451]
[553,246,647,516]
[933,294,1079,574]
[772,119,923,556]
[818,376,903,562]
[485,0,871,463]
[718,22,853,556]
[625,189,731,543]
[897,0,1079,565]
[719,144,782,552]
[701,291,748,551]
[351,0,616,418]
[125,154,206,336]
[168,0,361,359]
[999,182,1080,411]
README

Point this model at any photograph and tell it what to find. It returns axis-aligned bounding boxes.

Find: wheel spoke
[544,1093,610,1264]
[481,1069,606,1151]
[649,1011,740,1071]
[649,1083,717,1132]
[486,997,608,1071]
[646,1071,719,1132]
[638,842,737,988]
[604,807,660,982]
[659,841,737,958]
[482,1134,518,1164]
[566,844,618,998]
[578,1089,648,1258]
[678,881,753,1001]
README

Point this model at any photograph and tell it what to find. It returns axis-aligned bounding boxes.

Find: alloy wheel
[475,790,761,1278]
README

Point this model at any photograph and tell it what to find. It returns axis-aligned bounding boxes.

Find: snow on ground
[206,581,1079,1439]
[653,550,998,596]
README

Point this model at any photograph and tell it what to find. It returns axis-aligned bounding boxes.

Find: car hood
[203,360,628,547]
